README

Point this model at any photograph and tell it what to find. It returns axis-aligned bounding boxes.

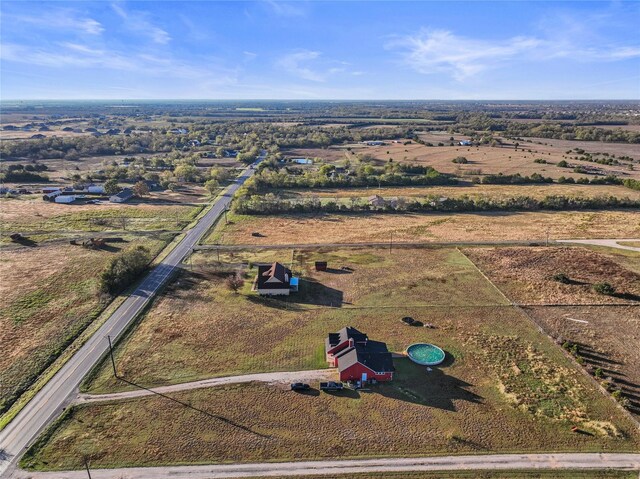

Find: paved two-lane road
[0,158,262,478]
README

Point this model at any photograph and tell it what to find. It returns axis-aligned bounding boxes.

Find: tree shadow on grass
[117,378,269,439]
[375,358,482,412]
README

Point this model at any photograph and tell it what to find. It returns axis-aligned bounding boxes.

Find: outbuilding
[110,188,134,203]
[55,195,76,204]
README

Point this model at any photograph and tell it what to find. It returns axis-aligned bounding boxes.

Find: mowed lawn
[0,237,167,415]
[204,210,640,246]
[84,248,509,393]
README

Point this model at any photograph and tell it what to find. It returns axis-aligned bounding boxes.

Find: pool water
[406,343,446,366]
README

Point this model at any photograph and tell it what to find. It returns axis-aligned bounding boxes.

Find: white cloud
[7,9,104,35]
[263,0,306,18]
[111,3,171,45]
[0,42,237,83]
[387,29,541,81]
[276,50,350,82]
[388,29,640,81]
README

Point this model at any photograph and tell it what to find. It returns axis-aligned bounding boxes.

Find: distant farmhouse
[325,327,394,383]
[110,188,134,203]
[254,262,298,296]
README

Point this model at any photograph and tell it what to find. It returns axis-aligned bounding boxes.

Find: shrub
[452,156,469,164]
[592,282,616,296]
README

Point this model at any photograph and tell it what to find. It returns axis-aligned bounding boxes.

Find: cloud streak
[388,29,640,81]
[112,3,171,44]
[6,9,104,35]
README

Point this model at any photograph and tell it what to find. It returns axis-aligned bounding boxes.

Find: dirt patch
[464,247,640,305]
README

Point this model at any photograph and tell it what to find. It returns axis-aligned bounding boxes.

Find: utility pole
[389,231,393,253]
[546,229,550,247]
[224,207,228,224]
[83,456,92,479]
[107,335,118,379]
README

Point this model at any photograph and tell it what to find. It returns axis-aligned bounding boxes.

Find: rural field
[463,247,640,305]
[277,183,640,201]
[0,195,205,244]
[204,210,640,245]
[284,132,638,181]
[24,246,634,470]
[0,236,169,415]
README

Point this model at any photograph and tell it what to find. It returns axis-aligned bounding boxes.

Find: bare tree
[225,272,244,293]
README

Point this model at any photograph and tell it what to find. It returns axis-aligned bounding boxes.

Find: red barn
[325,327,394,383]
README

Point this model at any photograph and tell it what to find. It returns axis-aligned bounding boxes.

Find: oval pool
[406,343,446,366]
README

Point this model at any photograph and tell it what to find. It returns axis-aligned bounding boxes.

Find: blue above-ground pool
[406,343,446,366]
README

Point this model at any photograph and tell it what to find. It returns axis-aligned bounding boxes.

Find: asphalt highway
[0,158,261,478]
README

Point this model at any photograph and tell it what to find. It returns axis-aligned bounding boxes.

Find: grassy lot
[0,236,169,415]
[204,210,640,245]
[277,184,640,201]
[84,247,509,392]
[463,247,640,305]
[0,196,203,243]
[524,305,640,419]
[23,246,640,469]
[23,360,640,470]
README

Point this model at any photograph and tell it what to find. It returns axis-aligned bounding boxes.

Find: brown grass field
[463,247,640,305]
[24,247,640,470]
[284,132,638,181]
[0,196,204,244]
[0,237,167,414]
[205,210,640,245]
[277,183,640,201]
[524,305,640,418]
[84,247,509,393]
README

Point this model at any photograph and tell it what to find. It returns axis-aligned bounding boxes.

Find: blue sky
[1,1,639,100]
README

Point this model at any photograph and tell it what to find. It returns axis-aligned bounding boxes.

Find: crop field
[276,183,640,201]
[0,236,168,415]
[0,196,204,244]
[205,210,640,245]
[247,474,639,479]
[463,247,640,305]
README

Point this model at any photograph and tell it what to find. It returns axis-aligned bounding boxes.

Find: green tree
[104,178,120,195]
[132,181,150,197]
[204,179,219,195]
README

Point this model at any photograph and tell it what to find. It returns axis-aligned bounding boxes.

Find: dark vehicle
[320,381,343,391]
[290,383,310,391]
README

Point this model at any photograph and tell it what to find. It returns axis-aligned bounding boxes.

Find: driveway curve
[76,369,336,404]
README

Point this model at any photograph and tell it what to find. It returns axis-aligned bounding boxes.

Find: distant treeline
[235,194,640,215]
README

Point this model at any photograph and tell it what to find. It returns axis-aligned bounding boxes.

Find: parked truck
[319,381,343,392]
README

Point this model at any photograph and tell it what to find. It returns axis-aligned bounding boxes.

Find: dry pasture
[278,183,640,201]
[463,247,640,305]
